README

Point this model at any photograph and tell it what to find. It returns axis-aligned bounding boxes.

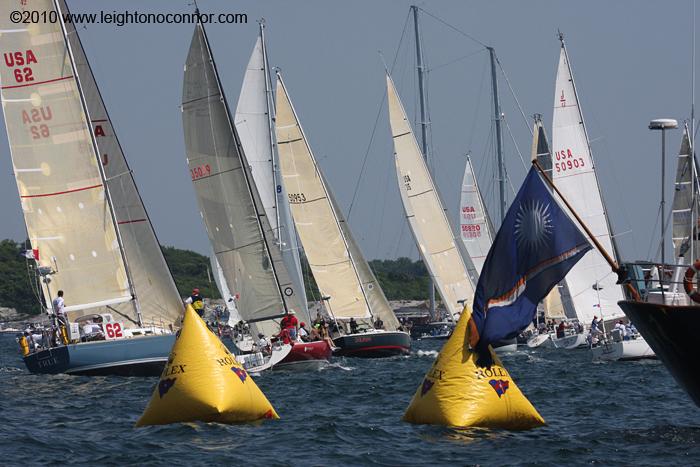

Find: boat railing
[621,261,695,306]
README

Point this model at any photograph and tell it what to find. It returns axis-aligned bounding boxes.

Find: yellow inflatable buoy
[136,305,278,426]
[403,306,545,430]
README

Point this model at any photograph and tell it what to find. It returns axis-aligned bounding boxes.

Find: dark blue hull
[23,334,175,377]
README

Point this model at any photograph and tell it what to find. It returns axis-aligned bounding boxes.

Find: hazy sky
[0,0,696,264]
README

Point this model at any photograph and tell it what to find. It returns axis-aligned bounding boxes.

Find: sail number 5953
[288,193,307,204]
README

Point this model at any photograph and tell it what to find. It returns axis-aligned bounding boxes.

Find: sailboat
[459,155,494,279]
[1,0,183,376]
[181,18,331,371]
[274,72,411,358]
[552,34,653,359]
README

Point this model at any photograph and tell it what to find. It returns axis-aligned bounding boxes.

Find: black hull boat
[618,300,700,405]
[333,330,411,358]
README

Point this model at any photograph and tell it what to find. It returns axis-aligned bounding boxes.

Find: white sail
[459,156,493,276]
[181,24,307,338]
[551,39,624,324]
[0,0,132,317]
[234,31,308,313]
[59,0,182,328]
[387,75,475,319]
[275,74,372,320]
[209,252,241,325]
[671,124,697,262]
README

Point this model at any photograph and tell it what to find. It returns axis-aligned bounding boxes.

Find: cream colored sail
[59,0,182,327]
[325,172,399,329]
[552,38,624,324]
[275,74,371,320]
[182,24,306,338]
[387,74,474,319]
[0,0,132,317]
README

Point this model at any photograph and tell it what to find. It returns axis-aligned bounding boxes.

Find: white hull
[551,333,588,350]
[591,337,656,361]
[238,343,292,372]
[527,333,553,348]
[494,340,518,354]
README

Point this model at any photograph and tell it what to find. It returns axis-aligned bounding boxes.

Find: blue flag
[469,166,592,351]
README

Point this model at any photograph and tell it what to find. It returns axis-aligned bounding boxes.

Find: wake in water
[414,349,439,358]
[320,362,355,372]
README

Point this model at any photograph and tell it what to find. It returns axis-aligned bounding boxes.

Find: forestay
[234,31,308,313]
[59,0,182,327]
[0,0,131,315]
[551,39,624,324]
[182,24,305,338]
[671,124,698,262]
[275,74,371,320]
[387,74,475,319]
[459,156,493,276]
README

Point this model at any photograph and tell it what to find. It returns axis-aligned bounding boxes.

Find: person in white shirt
[298,322,309,342]
[52,290,65,319]
[255,333,270,355]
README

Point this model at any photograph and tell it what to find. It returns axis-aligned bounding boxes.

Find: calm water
[0,334,698,466]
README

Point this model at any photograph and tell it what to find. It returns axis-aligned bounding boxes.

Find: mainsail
[275,73,378,322]
[0,0,133,315]
[551,36,624,324]
[181,22,306,338]
[387,74,475,319]
[459,156,494,276]
[59,0,182,327]
[671,123,698,262]
[234,26,307,311]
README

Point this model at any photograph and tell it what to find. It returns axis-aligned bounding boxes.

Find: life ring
[683,259,700,303]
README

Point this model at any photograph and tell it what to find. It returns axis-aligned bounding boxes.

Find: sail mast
[411,5,436,320]
[53,0,142,324]
[196,18,289,314]
[488,47,506,223]
[259,20,282,240]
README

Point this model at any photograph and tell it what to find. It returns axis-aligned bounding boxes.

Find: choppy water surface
[1,334,698,466]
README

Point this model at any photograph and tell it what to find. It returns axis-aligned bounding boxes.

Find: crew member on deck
[185,288,205,317]
[298,322,310,342]
[280,310,299,341]
[349,317,359,334]
[374,317,384,330]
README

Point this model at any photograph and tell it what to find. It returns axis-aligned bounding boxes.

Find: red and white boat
[276,340,333,370]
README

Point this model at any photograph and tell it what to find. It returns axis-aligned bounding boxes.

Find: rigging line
[427,48,486,73]
[347,9,411,220]
[495,55,532,136]
[645,203,662,261]
[504,115,528,172]
[466,55,489,154]
[416,6,488,49]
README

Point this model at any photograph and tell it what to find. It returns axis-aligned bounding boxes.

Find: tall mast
[558,32,621,263]
[488,47,506,223]
[259,19,282,241]
[197,17,289,314]
[411,5,436,319]
[53,0,142,325]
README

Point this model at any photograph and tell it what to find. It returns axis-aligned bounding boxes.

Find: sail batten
[551,39,624,324]
[387,75,475,319]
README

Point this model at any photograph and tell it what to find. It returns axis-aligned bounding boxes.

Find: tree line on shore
[0,239,430,316]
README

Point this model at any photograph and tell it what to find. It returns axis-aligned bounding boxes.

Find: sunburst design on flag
[514,200,553,252]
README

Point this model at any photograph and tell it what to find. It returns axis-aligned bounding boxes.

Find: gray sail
[59,0,182,328]
[672,124,698,262]
[181,24,306,338]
